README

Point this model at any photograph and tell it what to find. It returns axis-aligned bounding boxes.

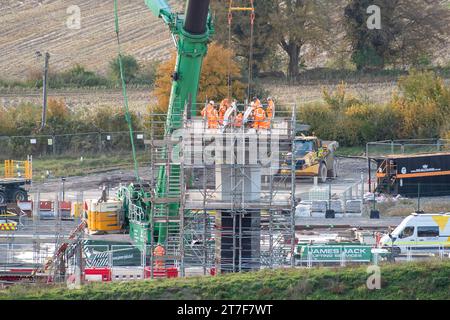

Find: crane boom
[126,0,214,247]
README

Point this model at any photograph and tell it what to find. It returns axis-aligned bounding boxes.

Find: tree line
[211,0,450,82]
[0,56,158,89]
[298,70,450,146]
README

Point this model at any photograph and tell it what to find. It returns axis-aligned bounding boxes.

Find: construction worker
[154,243,166,269]
[243,103,254,128]
[253,102,267,130]
[317,146,325,159]
[218,98,230,126]
[201,101,219,129]
[251,97,263,128]
[253,96,262,109]
[266,97,275,120]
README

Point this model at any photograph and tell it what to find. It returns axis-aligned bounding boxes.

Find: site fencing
[367,139,450,159]
[0,131,148,161]
[296,244,450,268]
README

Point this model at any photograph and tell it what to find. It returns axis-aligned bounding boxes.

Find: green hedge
[298,71,450,146]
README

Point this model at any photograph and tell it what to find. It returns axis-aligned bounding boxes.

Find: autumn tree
[269,0,332,82]
[151,42,245,113]
[344,0,450,71]
[392,70,450,138]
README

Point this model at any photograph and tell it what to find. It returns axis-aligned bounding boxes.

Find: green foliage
[344,0,450,71]
[49,65,110,88]
[1,60,158,89]
[351,47,384,71]
[109,55,140,84]
[392,70,450,139]
[0,100,144,159]
[322,82,361,111]
[300,71,449,146]
[134,61,159,85]
[1,261,449,300]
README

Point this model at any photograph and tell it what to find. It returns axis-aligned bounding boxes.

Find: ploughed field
[0,0,182,80]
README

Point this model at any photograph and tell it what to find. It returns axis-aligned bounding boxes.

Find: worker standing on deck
[253,102,267,130]
[154,243,166,269]
[251,97,263,128]
[201,101,219,129]
[267,97,275,120]
[218,98,230,126]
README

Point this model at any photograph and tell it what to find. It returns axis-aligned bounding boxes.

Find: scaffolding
[142,102,298,276]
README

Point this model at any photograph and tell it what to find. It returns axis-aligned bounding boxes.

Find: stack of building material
[345,200,363,216]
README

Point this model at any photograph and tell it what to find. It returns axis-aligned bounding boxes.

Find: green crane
[122,0,214,248]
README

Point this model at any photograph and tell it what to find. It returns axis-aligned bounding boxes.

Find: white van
[380,213,450,255]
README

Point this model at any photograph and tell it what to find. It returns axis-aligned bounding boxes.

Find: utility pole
[37,51,51,131]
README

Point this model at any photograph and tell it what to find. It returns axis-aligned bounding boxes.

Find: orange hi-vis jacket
[267,100,275,119]
[154,245,166,269]
[201,103,219,129]
[253,106,267,129]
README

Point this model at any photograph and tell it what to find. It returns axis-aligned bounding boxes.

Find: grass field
[1,261,449,300]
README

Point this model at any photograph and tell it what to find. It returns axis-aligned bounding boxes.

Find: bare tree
[270,0,332,82]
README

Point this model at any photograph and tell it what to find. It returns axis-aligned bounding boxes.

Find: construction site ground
[3,157,449,269]
[0,157,444,246]
[27,156,450,217]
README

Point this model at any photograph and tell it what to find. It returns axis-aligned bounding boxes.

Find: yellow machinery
[0,156,32,204]
[280,136,339,183]
[4,157,33,180]
[84,199,124,234]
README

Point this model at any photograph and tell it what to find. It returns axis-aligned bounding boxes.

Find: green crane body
[125,0,214,248]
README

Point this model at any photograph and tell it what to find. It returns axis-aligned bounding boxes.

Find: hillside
[0,0,182,81]
[1,261,449,300]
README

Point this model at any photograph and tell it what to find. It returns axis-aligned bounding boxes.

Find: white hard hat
[209,100,215,105]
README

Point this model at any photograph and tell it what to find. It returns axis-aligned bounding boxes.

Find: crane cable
[248,3,255,100]
[114,0,140,183]
[227,9,232,99]
[227,0,255,101]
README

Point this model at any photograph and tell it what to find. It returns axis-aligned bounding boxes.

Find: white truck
[380,212,450,255]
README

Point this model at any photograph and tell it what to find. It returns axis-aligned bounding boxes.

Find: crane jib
[121,0,214,247]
